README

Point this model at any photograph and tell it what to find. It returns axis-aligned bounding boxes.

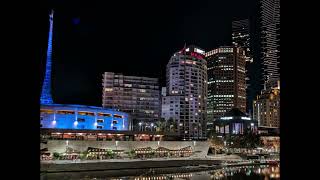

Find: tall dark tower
[40,10,54,104]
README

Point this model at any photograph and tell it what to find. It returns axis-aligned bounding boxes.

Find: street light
[139,122,142,131]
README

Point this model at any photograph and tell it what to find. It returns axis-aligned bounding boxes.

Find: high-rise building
[232,19,254,114]
[102,72,161,130]
[232,19,252,62]
[40,10,54,105]
[253,80,280,128]
[162,45,207,140]
[205,46,246,128]
[260,0,280,85]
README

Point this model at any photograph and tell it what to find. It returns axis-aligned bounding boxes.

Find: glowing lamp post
[139,122,142,131]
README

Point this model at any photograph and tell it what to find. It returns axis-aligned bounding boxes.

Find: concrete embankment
[41,159,222,173]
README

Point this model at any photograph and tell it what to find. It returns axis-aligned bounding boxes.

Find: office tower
[162,45,207,140]
[253,80,280,128]
[232,19,252,62]
[232,19,254,114]
[260,0,280,85]
[205,46,246,128]
[40,10,54,104]
[102,72,160,130]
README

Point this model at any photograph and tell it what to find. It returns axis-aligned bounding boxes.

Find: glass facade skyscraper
[260,0,280,85]
[232,19,254,114]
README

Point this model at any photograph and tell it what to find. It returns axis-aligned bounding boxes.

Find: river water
[41,164,280,180]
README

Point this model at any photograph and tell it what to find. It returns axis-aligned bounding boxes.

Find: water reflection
[41,164,279,180]
[209,164,280,179]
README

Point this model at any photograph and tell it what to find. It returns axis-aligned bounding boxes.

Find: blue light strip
[40,10,54,104]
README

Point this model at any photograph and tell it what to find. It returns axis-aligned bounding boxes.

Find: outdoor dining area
[59,147,80,160]
[134,146,193,158]
[86,147,124,160]
[40,148,52,161]
[40,145,195,161]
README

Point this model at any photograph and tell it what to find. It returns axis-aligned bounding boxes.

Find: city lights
[40,2,280,178]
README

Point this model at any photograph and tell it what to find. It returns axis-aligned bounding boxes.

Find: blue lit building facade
[41,104,130,131]
[39,11,131,133]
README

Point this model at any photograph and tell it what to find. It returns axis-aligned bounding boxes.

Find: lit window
[77,118,85,122]
[97,119,104,123]
[113,114,123,118]
[97,113,112,117]
[105,88,113,92]
[40,109,54,114]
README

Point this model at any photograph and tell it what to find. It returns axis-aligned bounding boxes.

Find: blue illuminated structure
[39,11,131,132]
[40,10,54,104]
[41,104,130,131]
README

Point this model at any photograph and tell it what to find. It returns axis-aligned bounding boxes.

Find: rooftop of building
[103,72,159,81]
[224,108,247,117]
[40,103,123,113]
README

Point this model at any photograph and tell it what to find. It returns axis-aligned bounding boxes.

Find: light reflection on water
[41,164,280,180]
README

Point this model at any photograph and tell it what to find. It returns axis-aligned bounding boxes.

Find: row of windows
[40,109,123,118]
[96,125,118,130]
[75,118,119,124]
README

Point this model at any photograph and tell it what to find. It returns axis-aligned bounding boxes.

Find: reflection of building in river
[210,165,279,179]
[260,136,280,152]
[133,173,192,180]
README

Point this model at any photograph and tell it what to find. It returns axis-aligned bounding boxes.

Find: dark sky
[42,0,260,106]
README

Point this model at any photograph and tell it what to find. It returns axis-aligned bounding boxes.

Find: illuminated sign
[190,52,204,59]
[195,48,205,55]
[221,117,233,120]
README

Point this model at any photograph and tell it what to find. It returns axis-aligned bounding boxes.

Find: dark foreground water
[41,164,280,180]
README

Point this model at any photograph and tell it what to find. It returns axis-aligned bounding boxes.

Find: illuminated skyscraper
[232,19,254,114]
[253,80,280,128]
[260,0,280,85]
[40,10,54,104]
[232,19,252,62]
[205,46,246,128]
[162,45,207,140]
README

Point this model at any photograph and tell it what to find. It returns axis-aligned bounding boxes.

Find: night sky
[42,0,262,107]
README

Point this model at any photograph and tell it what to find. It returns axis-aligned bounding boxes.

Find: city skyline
[42,0,260,107]
[40,1,280,178]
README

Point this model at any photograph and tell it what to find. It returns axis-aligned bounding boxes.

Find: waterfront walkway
[41,154,243,164]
